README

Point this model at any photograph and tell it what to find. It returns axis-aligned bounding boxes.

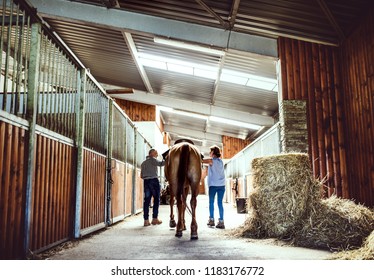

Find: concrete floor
[45,195,331,260]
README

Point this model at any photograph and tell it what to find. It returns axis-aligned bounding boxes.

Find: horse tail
[177,144,190,199]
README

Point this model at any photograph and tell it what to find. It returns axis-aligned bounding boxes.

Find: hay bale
[239,152,374,252]
[329,230,374,260]
[244,153,321,238]
[293,196,374,250]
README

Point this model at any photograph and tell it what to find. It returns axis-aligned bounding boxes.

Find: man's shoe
[216,220,225,229]
[151,218,162,225]
[144,220,151,226]
[207,218,215,227]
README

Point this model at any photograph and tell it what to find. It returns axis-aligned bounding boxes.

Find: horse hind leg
[175,198,184,238]
[169,194,176,228]
[190,194,198,240]
[182,191,187,231]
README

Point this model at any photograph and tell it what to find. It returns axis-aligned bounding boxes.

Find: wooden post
[24,22,42,258]
[74,68,86,238]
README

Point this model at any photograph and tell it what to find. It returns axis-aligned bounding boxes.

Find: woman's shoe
[207,218,215,227]
[216,220,225,229]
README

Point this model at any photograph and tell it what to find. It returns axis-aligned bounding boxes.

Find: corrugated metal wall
[341,7,374,207]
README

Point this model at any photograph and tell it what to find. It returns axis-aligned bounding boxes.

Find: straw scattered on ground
[328,230,374,260]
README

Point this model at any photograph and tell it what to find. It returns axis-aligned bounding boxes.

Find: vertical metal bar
[60,59,66,135]
[63,58,71,137]
[22,15,30,118]
[65,62,70,137]
[0,0,6,110]
[84,80,89,148]
[96,88,99,150]
[49,42,57,131]
[38,34,47,125]
[3,0,14,111]
[59,53,65,135]
[10,3,20,114]
[55,48,62,133]
[15,9,26,116]
[45,38,52,129]
[66,63,71,137]
[106,99,113,225]
[132,130,137,214]
[74,68,86,239]
[24,22,41,258]
[68,65,75,138]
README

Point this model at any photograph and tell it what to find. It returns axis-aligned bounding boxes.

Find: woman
[202,145,226,229]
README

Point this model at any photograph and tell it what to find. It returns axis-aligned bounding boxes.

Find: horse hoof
[191,235,198,240]
[175,231,183,238]
[169,220,176,228]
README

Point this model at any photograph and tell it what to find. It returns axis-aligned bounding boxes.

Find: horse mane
[177,143,190,199]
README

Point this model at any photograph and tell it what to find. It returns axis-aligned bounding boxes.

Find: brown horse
[164,142,202,239]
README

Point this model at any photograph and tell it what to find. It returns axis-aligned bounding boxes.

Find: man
[140,148,165,226]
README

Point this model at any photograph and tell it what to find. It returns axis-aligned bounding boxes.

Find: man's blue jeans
[143,178,161,220]
[209,186,225,220]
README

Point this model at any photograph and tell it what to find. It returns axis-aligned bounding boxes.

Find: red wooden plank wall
[222,135,251,159]
[278,38,349,197]
[30,134,76,252]
[0,121,27,259]
[278,37,348,198]
[278,5,374,207]
[340,7,374,207]
[81,149,106,229]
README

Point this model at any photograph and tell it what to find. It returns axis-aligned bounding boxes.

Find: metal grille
[0,0,31,117]
[135,130,145,168]
[126,119,135,165]
[225,123,281,178]
[112,104,127,162]
[84,77,108,154]
[36,30,79,138]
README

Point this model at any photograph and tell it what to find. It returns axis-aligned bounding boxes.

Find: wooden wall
[278,37,348,198]
[30,135,75,252]
[125,165,134,216]
[115,99,156,122]
[222,135,250,159]
[111,160,126,220]
[135,169,144,213]
[81,149,106,230]
[0,121,27,259]
[279,5,374,207]
[340,7,374,207]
